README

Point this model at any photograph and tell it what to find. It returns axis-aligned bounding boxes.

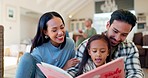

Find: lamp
[100,0,118,13]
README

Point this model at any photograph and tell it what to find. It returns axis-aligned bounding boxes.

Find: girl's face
[44,17,65,47]
[88,39,109,67]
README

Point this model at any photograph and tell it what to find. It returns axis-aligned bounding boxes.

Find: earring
[45,35,48,39]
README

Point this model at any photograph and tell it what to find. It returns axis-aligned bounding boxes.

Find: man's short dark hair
[109,9,137,29]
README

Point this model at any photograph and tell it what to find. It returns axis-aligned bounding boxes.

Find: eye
[122,34,128,37]
[113,29,118,33]
[100,50,105,53]
[100,49,106,53]
[61,26,64,29]
[60,24,65,29]
[52,29,57,32]
[92,49,97,53]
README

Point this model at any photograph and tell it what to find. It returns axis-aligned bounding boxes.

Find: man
[67,9,144,78]
[76,18,97,47]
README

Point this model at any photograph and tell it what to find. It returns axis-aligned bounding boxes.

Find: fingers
[72,61,77,66]
[69,58,80,67]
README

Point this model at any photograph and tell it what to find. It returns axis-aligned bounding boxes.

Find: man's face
[106,20,132,46]
[85,20,91,27]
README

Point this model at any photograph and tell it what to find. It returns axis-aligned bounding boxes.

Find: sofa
[133,32,148,68]
[143,35,148,68]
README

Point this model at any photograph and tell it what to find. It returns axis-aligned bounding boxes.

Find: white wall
[135,0,148,14]
[20,15,38,42]
[2,0,20,45]
[72,0,94,19]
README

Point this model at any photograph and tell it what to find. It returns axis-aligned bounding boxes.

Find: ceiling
[20,0,103,18]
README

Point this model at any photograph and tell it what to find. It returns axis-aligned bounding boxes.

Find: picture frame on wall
[6,5,16,21]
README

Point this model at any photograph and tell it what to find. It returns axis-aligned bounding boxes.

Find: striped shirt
[67,39,144,78]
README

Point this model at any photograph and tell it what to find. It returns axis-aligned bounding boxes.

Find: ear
[88,49,91,56]
[43,30,47,35]
[107,51,110,56]
[106,21,110,30]
[107,53,109,56]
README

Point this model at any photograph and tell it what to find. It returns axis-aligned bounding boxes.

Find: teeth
[58,36,62,38]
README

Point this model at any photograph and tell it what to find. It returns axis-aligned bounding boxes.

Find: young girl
[16,11,79,78]
[76,34,111,76]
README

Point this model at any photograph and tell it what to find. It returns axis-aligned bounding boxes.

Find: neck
[50,40,60,47]
[87,26,91,29]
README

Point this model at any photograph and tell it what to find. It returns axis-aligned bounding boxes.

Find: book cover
[37,57,125,78]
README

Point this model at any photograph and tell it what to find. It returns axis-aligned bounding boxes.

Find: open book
[37,57,125,78]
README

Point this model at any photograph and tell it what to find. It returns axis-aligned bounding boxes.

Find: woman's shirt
[31,37,75,77]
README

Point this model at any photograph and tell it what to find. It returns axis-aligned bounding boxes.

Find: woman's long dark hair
[30,11,66,53]
[76,34,111,76]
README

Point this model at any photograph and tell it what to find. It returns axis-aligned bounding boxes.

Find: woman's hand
[63,58,80,70]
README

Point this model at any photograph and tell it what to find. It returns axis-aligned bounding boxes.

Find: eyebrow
[112,27,118,32]
[113,27,129,34]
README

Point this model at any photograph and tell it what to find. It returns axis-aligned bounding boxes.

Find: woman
[16,11,79,78]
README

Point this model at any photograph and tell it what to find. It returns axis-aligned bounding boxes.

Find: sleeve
[67,39,88,77]
[31,48,48,78]
[125,42,144,78]
[31,48,43,63]
[87,28,97,39]
[93,28,97,35]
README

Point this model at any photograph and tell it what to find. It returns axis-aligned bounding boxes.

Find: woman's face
[44,17,65,47]
[88,39,109,67]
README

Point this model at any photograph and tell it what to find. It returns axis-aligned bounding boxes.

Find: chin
[58,40,64,44]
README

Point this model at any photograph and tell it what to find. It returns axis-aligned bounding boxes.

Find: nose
[115,34,121,42]
[96,52,101,57]
[58,29,64,35]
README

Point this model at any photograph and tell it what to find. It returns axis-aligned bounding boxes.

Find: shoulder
[76,39,89,55]
[65,37,75,48]
[120,40,136,48]
[91,27,96,30]
[118,40,138,54]
[77,38,88,48]
[66,37,75,44]
[31,42,49,55]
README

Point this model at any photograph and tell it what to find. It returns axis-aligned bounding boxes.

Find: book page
[76,57,125,78]
[37,62,72,78]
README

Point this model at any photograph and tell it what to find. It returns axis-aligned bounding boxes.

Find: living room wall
[20,14,39,43]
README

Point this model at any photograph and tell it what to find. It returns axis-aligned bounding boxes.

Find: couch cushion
[136,45,145,56]
[133,32,143,45]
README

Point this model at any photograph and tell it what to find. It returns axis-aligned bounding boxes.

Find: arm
[67,39,88,77]
[125,42,144,78]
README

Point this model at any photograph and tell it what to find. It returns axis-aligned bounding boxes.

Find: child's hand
[63,58,80,70]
